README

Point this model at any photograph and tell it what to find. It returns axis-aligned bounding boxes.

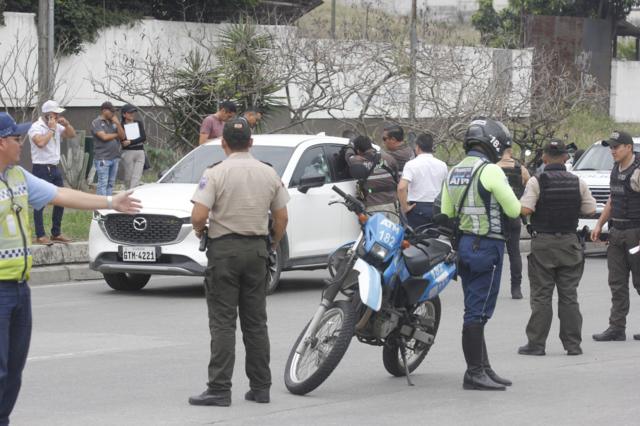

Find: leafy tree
[473,0,640,48]
[92,19,283,152]
[211,19,281,112]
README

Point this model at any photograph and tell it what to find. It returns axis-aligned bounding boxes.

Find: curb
[30,241,103,286]
[29,264,102,286]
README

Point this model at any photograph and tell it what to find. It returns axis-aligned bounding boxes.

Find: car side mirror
[297,173,326,194]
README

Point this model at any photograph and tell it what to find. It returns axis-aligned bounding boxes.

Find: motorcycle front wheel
[285,300,357,395]
[382,296,441,377]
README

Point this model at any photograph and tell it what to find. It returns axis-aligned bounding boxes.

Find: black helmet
[463,117,512,163]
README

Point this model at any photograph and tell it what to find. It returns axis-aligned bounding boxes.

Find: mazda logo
[132,217,147,231]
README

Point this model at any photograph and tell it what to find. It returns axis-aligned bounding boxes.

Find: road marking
[28,341,185,362]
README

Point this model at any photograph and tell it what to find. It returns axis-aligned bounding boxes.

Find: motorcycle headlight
[370,242,388,261]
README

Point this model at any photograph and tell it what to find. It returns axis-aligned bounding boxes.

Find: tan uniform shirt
[619,164,640,192]
[191,152,290,239]
[520,176,596,215]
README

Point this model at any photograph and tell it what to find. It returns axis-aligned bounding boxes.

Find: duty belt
[210,233,268,242]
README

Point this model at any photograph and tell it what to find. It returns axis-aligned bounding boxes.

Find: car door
[323,143,361,242]
[286,144,344,260]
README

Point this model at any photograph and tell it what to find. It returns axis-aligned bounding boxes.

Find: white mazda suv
[89,134,361,293]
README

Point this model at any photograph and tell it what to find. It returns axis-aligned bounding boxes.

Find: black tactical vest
[610,153,640,228]
[502,161,524,198]
[531,164,581,233]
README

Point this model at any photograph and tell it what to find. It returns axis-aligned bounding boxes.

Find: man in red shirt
[198,101,237,145]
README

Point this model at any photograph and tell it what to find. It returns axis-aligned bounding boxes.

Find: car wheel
[266,245,283,295]
[104,273,151,291]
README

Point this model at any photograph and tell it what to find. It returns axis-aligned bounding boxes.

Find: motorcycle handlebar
[331,185,349,199]
[331,185,366,215]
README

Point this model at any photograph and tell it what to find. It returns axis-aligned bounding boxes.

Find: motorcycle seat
[402,239,451,276]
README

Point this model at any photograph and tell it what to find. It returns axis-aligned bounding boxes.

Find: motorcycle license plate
[120,246,157,262]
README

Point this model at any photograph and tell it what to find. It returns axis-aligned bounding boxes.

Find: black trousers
[505,218,522,289]
[31,164,64,238]
[204,237,271,393]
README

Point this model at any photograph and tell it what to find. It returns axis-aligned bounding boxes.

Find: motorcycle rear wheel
[285,300,357,395]
[382,296,441,377]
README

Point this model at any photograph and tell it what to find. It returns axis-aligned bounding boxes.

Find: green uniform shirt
[441,153,520,238]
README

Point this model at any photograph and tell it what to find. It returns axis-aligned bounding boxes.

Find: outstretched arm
[52,188,141,213]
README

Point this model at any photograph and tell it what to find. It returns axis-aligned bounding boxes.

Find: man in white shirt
[397,133,448,229]
[28,100,76,244]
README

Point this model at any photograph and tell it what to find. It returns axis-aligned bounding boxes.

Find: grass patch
[559,109,640,149]
[28,208,93,241]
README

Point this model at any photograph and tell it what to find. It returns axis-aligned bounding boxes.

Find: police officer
[497,146,531,299]
[0,112,141,425]
[592,130,640,342]
[441,117,521,391]
[343,135,398,218]
[189,118,289,406]
[517,140,596,356]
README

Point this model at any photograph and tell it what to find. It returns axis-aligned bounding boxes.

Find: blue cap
[0,113,31,138]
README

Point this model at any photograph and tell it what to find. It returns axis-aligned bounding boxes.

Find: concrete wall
[1,11,530,122]
[610,60,640,122]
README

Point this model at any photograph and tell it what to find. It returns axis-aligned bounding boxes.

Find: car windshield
[159,145,294,183]
[572,143,640,171]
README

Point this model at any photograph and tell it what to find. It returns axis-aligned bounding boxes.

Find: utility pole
[37,0,55,106]
[408,0,417,122]
[331,0,336,39]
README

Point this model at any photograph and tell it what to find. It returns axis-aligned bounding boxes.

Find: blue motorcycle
[285,186,457,395]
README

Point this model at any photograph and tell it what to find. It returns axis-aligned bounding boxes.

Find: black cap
[602,130,633,147]
[121,104,137,114]
[223,118,251,144]
[543,139,568,155]
[100,101,115,112]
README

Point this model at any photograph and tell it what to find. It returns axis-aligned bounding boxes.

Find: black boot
[592,326,626,342]
[511,286,523,299]
[462,324,506,391]
[482,338,512,386]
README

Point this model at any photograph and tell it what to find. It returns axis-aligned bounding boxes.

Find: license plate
[121,246,157,262]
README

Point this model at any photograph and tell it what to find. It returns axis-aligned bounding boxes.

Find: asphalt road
[12,254,640,426]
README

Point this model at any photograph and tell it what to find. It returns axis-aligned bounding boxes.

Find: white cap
[42,100,65,114]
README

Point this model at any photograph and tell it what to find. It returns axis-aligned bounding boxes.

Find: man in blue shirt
[0,112,142,426]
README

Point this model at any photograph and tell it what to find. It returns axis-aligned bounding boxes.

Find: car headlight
[370,242,388,261]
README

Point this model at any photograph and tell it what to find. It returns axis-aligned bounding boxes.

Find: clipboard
[124,122,140,140]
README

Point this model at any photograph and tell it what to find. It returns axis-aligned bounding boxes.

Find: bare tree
[0,34,39,121]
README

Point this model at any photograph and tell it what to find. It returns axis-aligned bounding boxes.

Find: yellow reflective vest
[0,167,32,281]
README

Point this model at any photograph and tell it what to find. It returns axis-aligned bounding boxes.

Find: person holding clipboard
[120,104,147,189]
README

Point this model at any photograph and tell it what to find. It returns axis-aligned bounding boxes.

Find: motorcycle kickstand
[399,340,414,387]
